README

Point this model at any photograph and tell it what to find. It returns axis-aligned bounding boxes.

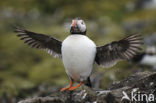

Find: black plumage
[15,27,62,58]
[131,53,146,63]
[95,34,142,67]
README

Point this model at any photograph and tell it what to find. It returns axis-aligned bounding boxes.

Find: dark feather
[15,27,62,58]
[95,34,142,67]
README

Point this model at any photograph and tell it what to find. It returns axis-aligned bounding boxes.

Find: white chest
[61,35,96,81]
[141,55,156,66]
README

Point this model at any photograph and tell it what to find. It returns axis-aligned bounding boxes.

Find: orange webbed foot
[60,81,73,92]
[68,82,82,91]
[60,87,69,92]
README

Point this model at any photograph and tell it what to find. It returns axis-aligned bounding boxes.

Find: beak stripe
[72,20,76,30]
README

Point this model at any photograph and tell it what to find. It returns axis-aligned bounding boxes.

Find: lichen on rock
[18,72,156,103]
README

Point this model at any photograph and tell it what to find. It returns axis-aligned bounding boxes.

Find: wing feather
[15,27,62,58]
[95,34,142,67]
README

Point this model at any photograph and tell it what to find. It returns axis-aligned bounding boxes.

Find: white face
[71,19,86,33]
[76,20,86,32]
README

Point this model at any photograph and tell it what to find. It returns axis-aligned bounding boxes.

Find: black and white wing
[15,27,62,58]
[95,34,142,67]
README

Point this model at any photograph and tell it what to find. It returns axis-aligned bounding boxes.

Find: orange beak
[72,20,76,30]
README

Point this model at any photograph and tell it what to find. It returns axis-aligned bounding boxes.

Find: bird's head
[146,46,156,55]
[70,17,86,35]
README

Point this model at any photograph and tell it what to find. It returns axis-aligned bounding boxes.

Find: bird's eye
[81,22,84,25]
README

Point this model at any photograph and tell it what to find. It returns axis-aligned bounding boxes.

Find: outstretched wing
[95,34,142,67]
[15,27,62,58]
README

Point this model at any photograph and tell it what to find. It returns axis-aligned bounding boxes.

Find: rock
[18,72,156,103]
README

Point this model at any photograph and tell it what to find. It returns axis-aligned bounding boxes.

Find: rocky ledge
[18,72,156,103]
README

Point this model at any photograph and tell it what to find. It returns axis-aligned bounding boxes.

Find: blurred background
[0,0,156,102]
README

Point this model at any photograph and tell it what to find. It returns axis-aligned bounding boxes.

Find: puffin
[132,46,156,69]
[15,17,142,91]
